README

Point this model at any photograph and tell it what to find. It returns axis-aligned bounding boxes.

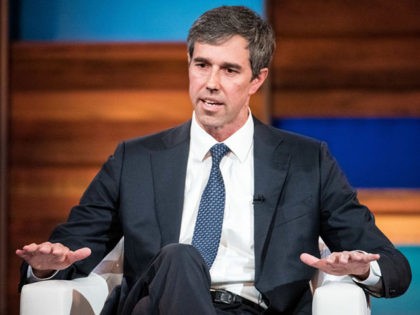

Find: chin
[198,117,223,130]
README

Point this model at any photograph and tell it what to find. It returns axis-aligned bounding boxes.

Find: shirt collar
[190,111,254,163]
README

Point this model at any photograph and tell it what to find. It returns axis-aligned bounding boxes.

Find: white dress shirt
[178,111,263,304]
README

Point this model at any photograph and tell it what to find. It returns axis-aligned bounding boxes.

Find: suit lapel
[151,121,191,245]
[253,119,291,280]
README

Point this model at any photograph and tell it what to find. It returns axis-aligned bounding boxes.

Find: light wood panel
[12,90,192,121]
[358,189,420,244]
[358,189,420,215]
[10,90,191,165]
[374,215,420,245]
[11,42,189,90]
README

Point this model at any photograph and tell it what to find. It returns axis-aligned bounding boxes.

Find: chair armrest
[312,240,370,315]
[20,273,109,315]
[312,276,371,315]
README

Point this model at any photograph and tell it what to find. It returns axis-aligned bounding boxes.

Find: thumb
[300,253,320,267]
[68,247,92,264]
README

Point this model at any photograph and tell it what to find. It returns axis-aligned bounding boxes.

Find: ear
[249,68,269,95]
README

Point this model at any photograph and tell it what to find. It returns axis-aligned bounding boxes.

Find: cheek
[188,78,199,95]
[228,82,252,100]
[189,73,204,91]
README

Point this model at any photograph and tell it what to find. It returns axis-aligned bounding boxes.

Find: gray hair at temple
[187,6,276,80]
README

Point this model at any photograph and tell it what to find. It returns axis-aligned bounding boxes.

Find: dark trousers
[118,244,263,315]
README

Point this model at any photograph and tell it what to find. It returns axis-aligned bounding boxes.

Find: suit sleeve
[317,142,411,298]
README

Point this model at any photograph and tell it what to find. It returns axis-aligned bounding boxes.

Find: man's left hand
[300,251,380,280]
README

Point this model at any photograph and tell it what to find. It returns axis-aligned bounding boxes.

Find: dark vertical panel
[8,0,20,40]
[1,0,9,313]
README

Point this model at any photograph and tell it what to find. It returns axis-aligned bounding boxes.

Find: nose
[206,69,220,92]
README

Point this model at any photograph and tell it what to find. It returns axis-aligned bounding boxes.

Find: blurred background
[0,0,419,314]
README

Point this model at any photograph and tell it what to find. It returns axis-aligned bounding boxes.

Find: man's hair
[187,6,276,79]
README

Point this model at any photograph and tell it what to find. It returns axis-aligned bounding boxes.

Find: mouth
[200,98,224,107]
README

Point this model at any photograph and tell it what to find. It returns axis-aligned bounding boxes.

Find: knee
[149,244,211,286]
[158,243,201,263]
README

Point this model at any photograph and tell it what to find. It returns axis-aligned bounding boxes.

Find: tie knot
[210,143,230,164]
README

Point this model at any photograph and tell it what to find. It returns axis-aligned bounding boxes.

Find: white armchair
[311,241,371,315]
[20,239,370,315]
[20,238,124,315]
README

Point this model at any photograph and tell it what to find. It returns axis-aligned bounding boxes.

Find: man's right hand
[16,242,91,278]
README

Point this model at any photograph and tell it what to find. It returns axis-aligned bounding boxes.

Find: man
[17,6,411,314]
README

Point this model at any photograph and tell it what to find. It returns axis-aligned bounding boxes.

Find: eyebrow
[192,57,243,71]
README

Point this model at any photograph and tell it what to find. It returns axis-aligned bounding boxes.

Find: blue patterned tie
[192,143,230,268]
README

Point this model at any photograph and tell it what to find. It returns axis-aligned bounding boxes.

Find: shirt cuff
[352,260,382,286]
[27,266,59,283]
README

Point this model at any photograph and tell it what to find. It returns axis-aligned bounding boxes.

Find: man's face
[188,35,267,141]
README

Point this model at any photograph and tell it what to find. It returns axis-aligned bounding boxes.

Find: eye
[224,67,239,75]
[195,62,207,69]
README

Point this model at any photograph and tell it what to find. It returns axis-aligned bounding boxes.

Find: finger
[17,243,46,258]
[50,243,70,257]
[328,251,358,264]
[38,242,55,255]
[369,253,380,261]
[326,252,340,264]
[21,243,41,253]
[15,249,32,260]
[301,254,339,274]
[338,252,350,264]
[352,252,380,263]
[349,251,369,263]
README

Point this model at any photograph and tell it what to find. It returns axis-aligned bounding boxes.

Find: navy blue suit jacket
[21,117,411,313]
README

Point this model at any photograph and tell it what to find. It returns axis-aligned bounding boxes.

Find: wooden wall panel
[358,189,420,244]
[272,90,420,117]
[268,0,420,118]
[11,90,191,165]
[11,43,189,90]
[269,1,420,36]
[273,38,420,89]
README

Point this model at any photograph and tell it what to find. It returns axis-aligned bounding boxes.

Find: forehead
[192,35,251,64]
